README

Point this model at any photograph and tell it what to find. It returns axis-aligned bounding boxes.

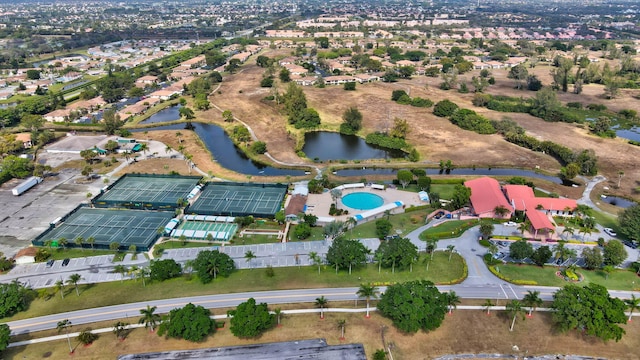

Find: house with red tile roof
[464,177,513,219]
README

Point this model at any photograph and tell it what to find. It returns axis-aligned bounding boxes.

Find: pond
[302,131,405,161]
[334,167,564,184]
[600,195,636,209]
[613,126,640,142]
[140,105,182,124]
[134,122,307,177]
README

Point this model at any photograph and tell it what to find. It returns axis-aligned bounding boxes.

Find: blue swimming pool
[341,192,384,210]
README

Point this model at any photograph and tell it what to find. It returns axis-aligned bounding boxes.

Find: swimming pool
[341,192,384,210]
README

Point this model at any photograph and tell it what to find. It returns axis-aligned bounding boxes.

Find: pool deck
[305,185,425,222]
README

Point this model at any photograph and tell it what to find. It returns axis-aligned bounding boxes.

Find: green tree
[225,58,241,73]
[228,297,275,338]
[433,99,459,117]
[531,246,553,266]
[112,321,129,340]
[483,299,495,315]
[113,264,127,283]
[582,247,604,270]
[279,68,291,83]
[158,303,215,342]
[522,290,543,317]
[139,305,161,332]
[603,239,627,267]
[77,329,98,345]
[508,64,529,89]
[326,237,368,274]
[337,319,346,340]
[57,319,73,353]
[357,284,380,318]
[479,221,494,240]
[179,106,195,120]
[551,283,627,342]
[294,222,312,239]
[396,169,413,189]
[417,176,431,192]
[619,204,640,244]
[250,141,267,154]
[102,109,123,135]
[315,296,328,319]
[0,281,36,318]
[0,323,10,351]
[509,240,534,261]
[445,290,461,314]
[244,250,256,269]
[149,259,182,282]
[377,280,447,333]
[390,117,410,139]
[375,237,418,273]
[506,300,525,331]
[624,294,640,323]
[375,219,393,240]
[222,109,234,122]
[67,273,82,296]
[341,107,363,133]
[193,250,236,283]
[448,184,471,210]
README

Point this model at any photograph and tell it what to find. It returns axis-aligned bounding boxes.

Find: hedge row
[488,265,538,286]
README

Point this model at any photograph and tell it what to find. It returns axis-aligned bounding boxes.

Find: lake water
[134,123,306,176]
[600,195,636,209]
[140,105,182,124]
[302,131,405,160]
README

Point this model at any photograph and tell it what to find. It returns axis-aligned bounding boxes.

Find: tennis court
[93,174,201,210]
[188,182,287,218]
[172,219,238,241]
[32,207,174,251]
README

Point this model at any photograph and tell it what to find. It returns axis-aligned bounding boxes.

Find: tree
[225,58,241,73]
[194,250,236,283]
[102,109,123,135]
[274,308,283,326]
[244,250,256,269]
[158,303,215,342]
[483,299,495,315]
[531,246,553,266]
[551,283,627,342]
[624,294,639,322]
[509,240,533,261]
[326,237,368,274]
[179,106,195,120]
[294,223,312,239]
[250,141,267,154]
[330,188,343,206]
[315,296,328,319]
[57,319,73,353]
[0,324,10,351]
[446,245,455,262]
[324,220,346,240]
[0,281,35,319]
[55,279,65,299]
[479,221,494,240]
[374,219,393,240]
[139,305,161,332]
[309,251,322,274]
[417,176,431,192]
[619,204,640,244]
[390,117,410,139]
[531,87,560,120]
[357,284,380,318]
[228,297,275,338]
[445,291,461,314]
[279,68,291,83]
[77,329,98,345]
[377,280,447,333]
[522,290,543,317]
[508,64,529,89]
[506,300,525,331]
[112,321,129,340]
[67,273,82,296]
[448,184,471,210]
[149,259,182,282]
[109,242,120,251]
[375,237,418,273]
[222,109,234,122]
[433,99,459,117]
[396,169,413,189]
[113,264,127,283]
[341,107,363,133]
[603,239,627,267]
[582,247,604,270]
[554,242,577,263]
[562,226,575,241]
[337,319,346,340]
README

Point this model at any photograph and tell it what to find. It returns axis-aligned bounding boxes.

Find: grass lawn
[493,263,640,291]
[288,225,325,242]
[156,241,221,249]
[399,184,457,200]
[350,210,430,239]
[44,248,116,260]
[6,252,464,322]
[419,219,479,240]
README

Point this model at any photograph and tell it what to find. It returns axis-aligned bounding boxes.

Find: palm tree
[86,236,95,251]
[427,238,438,260]
[74,236,84,251]
[67,273,82,296]
[346,217,357,237]
[337,319,346,340]
[113,321,129,340]
[494,205,509,218]
[483,299,494,315]
[554,242,576,263]
[309,252,322,274]
[518,222,529,236]
[330,188,342,207]
[57,319,73,353]
[244,250,256,269]
[624,294,639,322]
[138,305,161,332]
[522,290,543,317]
[138,267,150,287]
[487,243,499,258]
[128,265,139,280]
[445,291,461,314]
[374,251,384,273]
[58,237,68,249]
[562,226,575,241]
[357,284,380,318]
[618,171,624,188]
[506,300,525,331]
[113,264,127,282]
[55,279,65,299]
[315,296,328,319]
[603,265,615,280]
[446,245,455,262]
[175,131,183,144]
[274,308,283,327]
[165,144,172,154]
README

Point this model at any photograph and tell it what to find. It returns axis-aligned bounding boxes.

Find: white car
[603,228,617,237]
[504,221,517,227]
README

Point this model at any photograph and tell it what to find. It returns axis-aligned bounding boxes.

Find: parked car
[504,221,517,227]
[603,228,617,237]
[61,258,70,267]
[45,259,55,268]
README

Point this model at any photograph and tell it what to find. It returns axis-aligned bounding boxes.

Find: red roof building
[464,177,513,219]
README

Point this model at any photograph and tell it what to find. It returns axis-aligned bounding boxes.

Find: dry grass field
[144,48,640,203]
[6,309,640,360]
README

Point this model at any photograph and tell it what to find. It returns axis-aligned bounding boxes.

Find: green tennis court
[173,220,238,241]
[93,174,201,210]
[32,207,174,251]
[188,182,286,218]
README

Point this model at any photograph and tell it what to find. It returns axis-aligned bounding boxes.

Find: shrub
[343,82,356,91]
[433,100,459,117]
[77,329,98,345]
[391,90,408,101]
[250,141,267,154]
[410,97,433,107]
[566,102,583,109]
